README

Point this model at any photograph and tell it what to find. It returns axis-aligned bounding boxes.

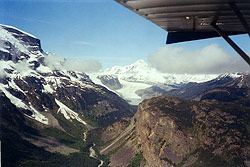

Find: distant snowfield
[88,59,220,105]
[116,79,151,105]
[88,73,150,105]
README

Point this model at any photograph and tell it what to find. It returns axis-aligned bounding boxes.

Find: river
[84,131,104,167]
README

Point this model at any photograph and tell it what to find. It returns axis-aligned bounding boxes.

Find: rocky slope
[0,24,135,166]
[97,75,122,90]
[101,95,250,167]
[135,95,249,167]
[100,72,250,167]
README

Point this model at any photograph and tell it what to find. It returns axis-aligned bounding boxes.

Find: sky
[0,0,249,73]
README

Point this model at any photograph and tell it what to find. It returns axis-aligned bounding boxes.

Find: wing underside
[115,0,250,44]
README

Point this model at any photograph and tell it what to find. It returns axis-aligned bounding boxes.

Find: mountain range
[1,24,249,167]
[88,59,219,105]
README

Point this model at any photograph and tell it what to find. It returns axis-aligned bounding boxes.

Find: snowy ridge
[0,83,48,125]
[217,72,243,79]
[0,24,101,125]
[0,26,31,55]
[103,59,219,85]
[0,24,38,39]
[55,99,87,125]
[89,59,220,104]
[0,59,97,124]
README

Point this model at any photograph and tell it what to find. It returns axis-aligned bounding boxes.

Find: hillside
[100,95,250,167]
[0,24,135,167]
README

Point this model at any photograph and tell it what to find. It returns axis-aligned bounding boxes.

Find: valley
[0,24,249,167]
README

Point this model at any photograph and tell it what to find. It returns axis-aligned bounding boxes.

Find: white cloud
[44,54,102,72]
[64,59,102,72]
[148,44,249,74]
[74,41,93,46]
[44,53,65,70]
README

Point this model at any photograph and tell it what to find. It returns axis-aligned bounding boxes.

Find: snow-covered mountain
[0,24,134,126]
[138,72,249,101]
[88,59,220,105]
[0,24,136,166]
[103,59,219,85]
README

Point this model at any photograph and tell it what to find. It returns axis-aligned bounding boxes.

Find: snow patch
[29,105,49,125]
[219,73,242,79]
[0,47,10,53]
[8,79,25,94]
[0,83,29,110]
[55,99,87,125]
[0,83,48,125]
[42,84,54,94]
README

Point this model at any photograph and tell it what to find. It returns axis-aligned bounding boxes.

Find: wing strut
[211,3,250,66]
[211,23,250,66]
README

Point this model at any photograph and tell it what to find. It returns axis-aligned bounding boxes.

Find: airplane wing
[115,0,250,65]
[115,0,250,43]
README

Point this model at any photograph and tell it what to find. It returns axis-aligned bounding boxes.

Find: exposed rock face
[135,98,196,166]
[134,95,250,167]
[100,78,250,167]
[97,75,122,90]
[100,117,142,167]
[99,74,250,166]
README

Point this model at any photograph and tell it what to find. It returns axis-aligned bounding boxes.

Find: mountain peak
[0,24,43,64]
[0,24,38,39]
[218,72,243,79]
[132,59,147,66]
[104,59,150,75]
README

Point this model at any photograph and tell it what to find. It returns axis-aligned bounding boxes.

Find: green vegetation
[176,148,199,167]
[1,127,99,167]
[0,96,103,167]
[162,157,175,166]
[153,98,196,131]
[43,128,87,150]
[197,148,229,167]
[102,132,135,165]
[189,161,202,167]
[181,123,200,136]
[128,152,145,167]
[82,105,107,127]
[51,112,86,138]
[105,140,127,159]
